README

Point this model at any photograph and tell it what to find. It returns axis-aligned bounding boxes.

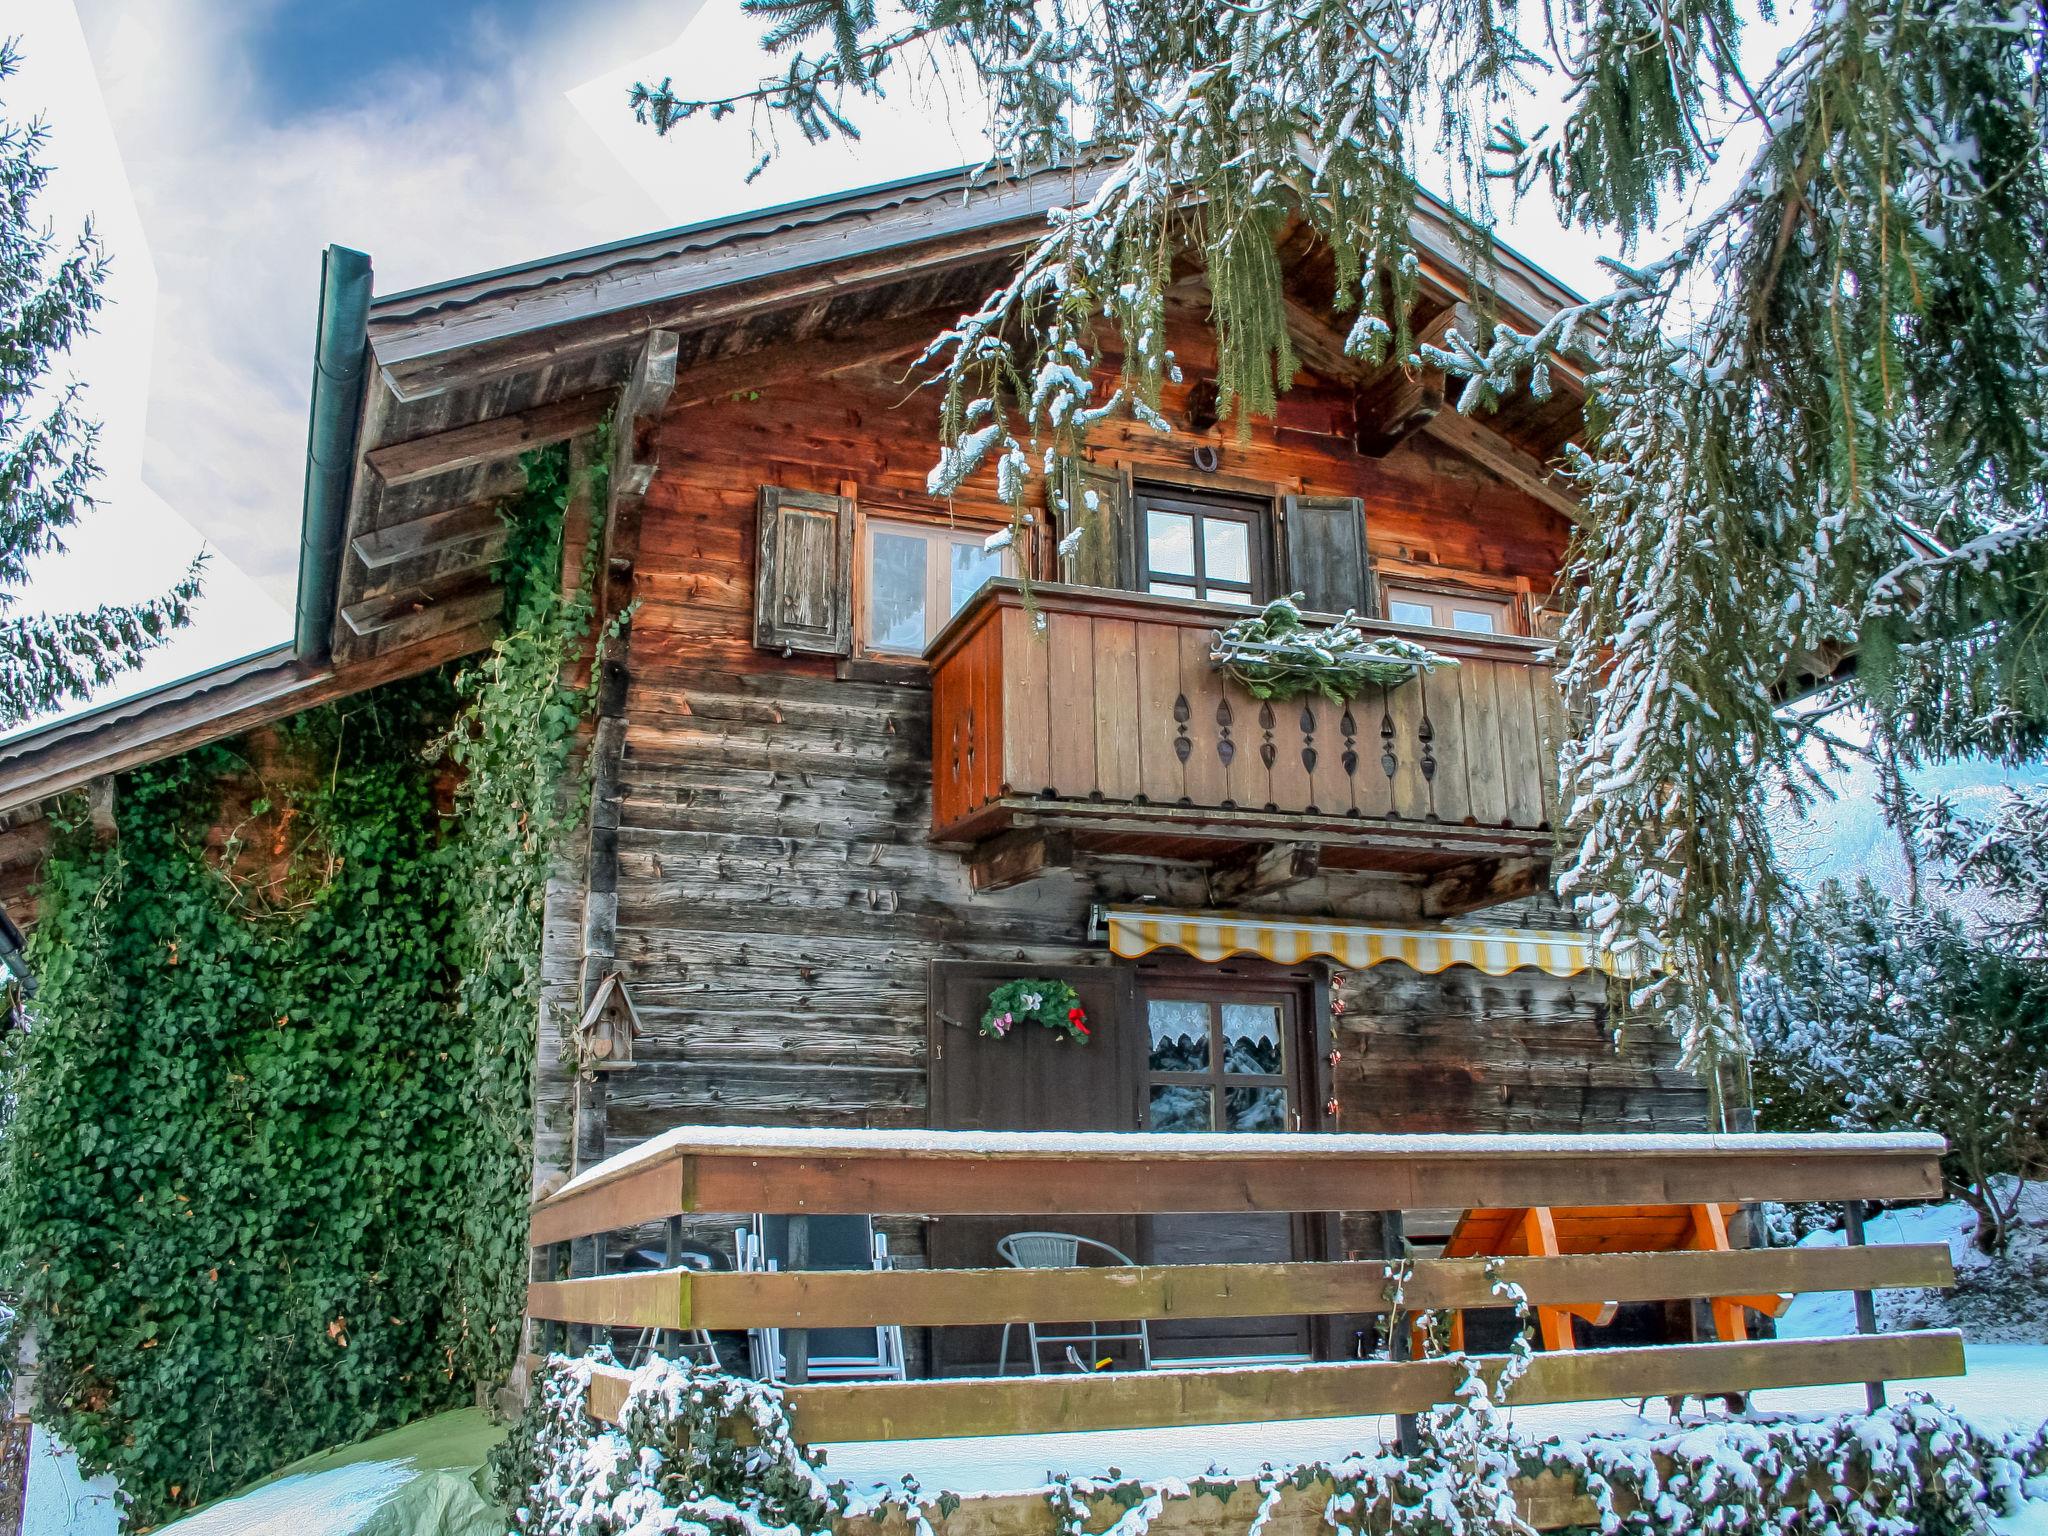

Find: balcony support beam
[1422,855,1549,918]
[968,828,1074,894]
[1208,842,1320,905]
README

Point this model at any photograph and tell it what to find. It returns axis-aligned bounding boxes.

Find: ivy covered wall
[0,444,600,1527]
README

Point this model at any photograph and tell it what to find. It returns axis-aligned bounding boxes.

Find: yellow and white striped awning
[1101,907,1634,979]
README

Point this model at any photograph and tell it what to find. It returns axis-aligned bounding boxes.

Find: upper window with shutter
[857,511,1014,658]
[754,486,854,656]
[1132,486,1272,606]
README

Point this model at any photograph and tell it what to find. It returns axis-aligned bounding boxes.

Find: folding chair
[996,1231,1153,1374]
[736,1214,907,1382]
[611,1238,729,1371]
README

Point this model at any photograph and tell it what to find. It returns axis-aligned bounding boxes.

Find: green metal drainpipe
[293,244,374,663]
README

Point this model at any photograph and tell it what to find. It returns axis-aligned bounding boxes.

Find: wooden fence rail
[526,1127,1963,1447]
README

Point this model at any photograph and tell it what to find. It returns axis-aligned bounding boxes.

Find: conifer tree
[0,39,199,729]
[635,0,2048,1085]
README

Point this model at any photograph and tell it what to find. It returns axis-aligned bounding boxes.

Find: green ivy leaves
[0,441,607,1529]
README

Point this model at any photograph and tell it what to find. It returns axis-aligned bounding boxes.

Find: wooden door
[1141,979,1318,1362]
[925,961,1144,1374]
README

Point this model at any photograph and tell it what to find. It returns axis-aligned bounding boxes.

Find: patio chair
[737,1214,908,1382]
[611,1238,729,1372]
[996,1231,1154,1374]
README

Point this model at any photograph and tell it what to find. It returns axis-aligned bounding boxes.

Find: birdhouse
[575,971,644,1071]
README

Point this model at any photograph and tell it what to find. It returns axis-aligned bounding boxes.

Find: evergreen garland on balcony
[1210,596,1456,704]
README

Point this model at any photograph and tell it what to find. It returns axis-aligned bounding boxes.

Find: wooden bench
[524,1127,1961,1445]
[1426,1202,1791,1352]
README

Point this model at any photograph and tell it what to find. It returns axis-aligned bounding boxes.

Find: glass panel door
[1142,985,1315,1363]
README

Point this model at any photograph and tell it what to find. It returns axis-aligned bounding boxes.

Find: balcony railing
[926,581,1564,879]
[526,1126,1959,1449]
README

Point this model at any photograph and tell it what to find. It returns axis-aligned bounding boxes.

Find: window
[1136,488,1270,606]
[860,515,1011,657]
[1145,995,1294,1133]
[1379,581,1518,635]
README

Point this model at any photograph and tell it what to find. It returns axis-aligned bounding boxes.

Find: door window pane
[1451,608,1497,634]
[1147,510,1196,577]
[1225,1085,1289,1133]
[1388,599,1436,628]
[1220,1004,1283,1075]
[1204,518,1251,583]
[949,541,1001,617]
[1150,1084,1213,1133]
[1148,1000,1211,1071]
[869,530,927,653]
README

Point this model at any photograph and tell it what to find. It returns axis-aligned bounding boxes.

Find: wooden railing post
[543,1240,571,1357]
[1843,1200,1887,1411]
[1380,1210,1421,1457]
[660,1214,683,1358]
[783,1214,810,1385]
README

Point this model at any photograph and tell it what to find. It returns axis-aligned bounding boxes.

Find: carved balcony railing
[927,581,1565,893]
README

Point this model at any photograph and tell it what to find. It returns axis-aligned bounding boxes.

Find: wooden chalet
[0,163,1731,1381]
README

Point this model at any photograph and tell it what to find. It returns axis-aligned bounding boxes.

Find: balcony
[927,581,1564,904]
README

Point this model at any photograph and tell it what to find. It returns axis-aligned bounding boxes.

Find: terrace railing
[525,1128,1961,1446]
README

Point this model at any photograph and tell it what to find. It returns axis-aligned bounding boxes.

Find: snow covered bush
[1745,879,2048,1253]
[506,1352,2048,1536]
[1210,597,1456,704]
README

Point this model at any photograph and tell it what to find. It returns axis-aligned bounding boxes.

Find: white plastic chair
[736,1215,907,1382]
[996,1231,1153,1374]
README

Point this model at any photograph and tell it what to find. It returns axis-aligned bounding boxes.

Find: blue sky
[243,0,611,113]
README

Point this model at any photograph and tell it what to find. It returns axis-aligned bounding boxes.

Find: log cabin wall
[530,305,1709,1228]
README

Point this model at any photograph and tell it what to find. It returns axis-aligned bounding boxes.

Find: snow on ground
[1780,1184,2048,1344]
[816,1343,2048,1496]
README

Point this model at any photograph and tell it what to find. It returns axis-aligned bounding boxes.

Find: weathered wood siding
[529,306,1705,1218]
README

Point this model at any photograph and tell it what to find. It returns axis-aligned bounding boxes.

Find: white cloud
[7,3,282,737]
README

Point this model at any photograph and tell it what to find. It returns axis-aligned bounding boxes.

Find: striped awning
[1101,907,1635,979]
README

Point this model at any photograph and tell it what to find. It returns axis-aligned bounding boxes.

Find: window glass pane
[1221,1004,1283,1075]
[1148,1000,1211,1071]
[1388,598,1436,628]
[949,538,1002,618]
[1149,580,1199,600]
[1204,518,1251,583]
[1451,608,1498,634]
[1150,1084,1214,1133]
[1147,510,1196,576]
[1225,1085,1289,1133]
[869,530,928,653]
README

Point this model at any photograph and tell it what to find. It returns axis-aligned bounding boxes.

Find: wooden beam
[1353,370,1444,457]
[1207,842,1319,904]
[350,500,506,572]
[967,828,1073,893]
[526,1244,1955,1333]
[0,625,492,815]
[1422,854,1549,917]
[671,306,953,411]
[773,1333,1967,1442]
[1353,304,1473,457]
[1423,409,1581,519]
[527,1130,1948,1243]
[339,585,502,648]
[365,389,613,487]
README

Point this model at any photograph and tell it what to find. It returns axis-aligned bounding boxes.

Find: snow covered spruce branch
[645,0,2048,1066]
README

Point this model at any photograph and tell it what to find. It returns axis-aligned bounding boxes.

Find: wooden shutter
[1051,460,1135,589]
[753,486,854,655]
[1281,495,1372,616]
[925,960,1144,1374]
